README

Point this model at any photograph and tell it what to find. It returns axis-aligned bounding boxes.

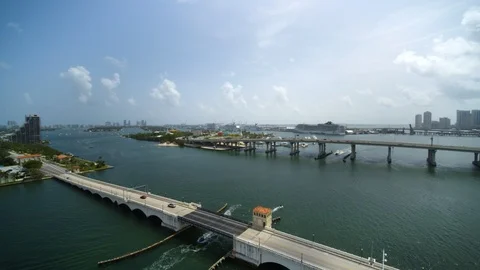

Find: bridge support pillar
[427,149,437,167]
[350,144,356,161]
[265,142,270,153]
[290,142,295,155]
[315,143,330,160]
[473,153,479,168]
[387,146,392,164]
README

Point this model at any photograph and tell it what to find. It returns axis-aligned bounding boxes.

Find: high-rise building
[439,117,451,129]
[415,114,422,128]
[456,110,472,130]
[472,110,480,129]
[123,120,127,127]
[127,120,131,126]
[423,111,432,130]
[12,114,41,144]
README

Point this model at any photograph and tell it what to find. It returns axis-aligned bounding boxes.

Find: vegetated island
[124,130,192,146]
[85,126,123,132]
[0,141,112,187]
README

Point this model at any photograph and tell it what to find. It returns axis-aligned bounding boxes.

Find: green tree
[28,169,44,180]
[22,160,43,169]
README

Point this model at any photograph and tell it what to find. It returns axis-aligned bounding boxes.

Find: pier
[185,138,480,168]
[41,162,399,270]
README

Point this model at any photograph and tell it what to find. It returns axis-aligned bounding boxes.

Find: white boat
[201,146,230,151]
[293,121,345,135]
[334,150,344,156]
[300,142,309,148]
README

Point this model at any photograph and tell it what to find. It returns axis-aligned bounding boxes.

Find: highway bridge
[41,162,400,270]
[185,138,480,167]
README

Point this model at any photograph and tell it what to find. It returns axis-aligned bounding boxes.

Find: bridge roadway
[188,138,480,153]
[41,162,399,270]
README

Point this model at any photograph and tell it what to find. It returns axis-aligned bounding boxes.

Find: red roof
[17,154,42,159]
[253,206,272,215]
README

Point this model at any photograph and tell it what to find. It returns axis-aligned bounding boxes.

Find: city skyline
[1,1,480,125]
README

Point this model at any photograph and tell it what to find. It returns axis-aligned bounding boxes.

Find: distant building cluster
[103,120,147,127]
[10,114,41,144]
[414,109,480,130]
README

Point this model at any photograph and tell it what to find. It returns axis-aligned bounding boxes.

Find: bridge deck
[41,162,399,270]
[239,228,397,270]
[188,138,480,153]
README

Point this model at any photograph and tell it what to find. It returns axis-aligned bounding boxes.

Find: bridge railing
[263,228,397,270]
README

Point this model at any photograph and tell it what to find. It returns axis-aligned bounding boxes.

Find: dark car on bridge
[140,195,147,199]
[168,203,176,208]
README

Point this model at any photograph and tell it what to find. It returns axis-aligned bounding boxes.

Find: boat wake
[272,205,284,213]
[143,244,206,270]
[224,204,241,216]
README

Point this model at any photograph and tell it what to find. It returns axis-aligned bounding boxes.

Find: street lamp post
[312,233,315,242]
[382,249,388,270]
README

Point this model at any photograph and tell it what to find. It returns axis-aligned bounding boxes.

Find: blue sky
[1,0,479,125]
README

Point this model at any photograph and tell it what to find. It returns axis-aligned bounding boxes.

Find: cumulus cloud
[252,95,266,109]
[377,97,396,107]
[0,61,11,70]
[6,22,22,33]
[461,6,480,32]
[104,56,127,69]
[101,73,120,103]
[24,93,33,105]
[127,98,136,106]
[222,82,246,106]
[341,95,353,107]
[150,79,181,106]
[394,8,480,100]
[60,66,92,103]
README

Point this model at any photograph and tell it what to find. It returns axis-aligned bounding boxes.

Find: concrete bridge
[42,162,399,270]
[185,138,480,167]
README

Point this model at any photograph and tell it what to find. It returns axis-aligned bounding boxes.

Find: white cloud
[356,89,373,95]
[101,73,120,90]
[6,22,22,33]
[23,93,33,105]
[341,95,353,107]
[127,97,136,106]
[198,103,215,113]
[60,66,92,103]
[273,85,289,105]
[104,56,127,69]
[221,82,246,106]
[377,97,396,107]
[101,73,120,103]
[150,79,181,106]
[0,61,11,70]
[394,18,480,100]
[461,6,480,32]
[252,95,266,109]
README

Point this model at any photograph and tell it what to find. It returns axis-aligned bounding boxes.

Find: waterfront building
[415,114,422,128]
[16,154,42,165]
[423,111,432,130]
[439,117,451,129]
[11,115,41,144]
[472,110,480,129]
[456,110,472,130]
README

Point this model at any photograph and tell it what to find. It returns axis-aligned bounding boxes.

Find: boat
[300,142,309,148]
[197,232,215,244]
[334,150,344,156]
[293,121,345,135]
[200,146,230,151]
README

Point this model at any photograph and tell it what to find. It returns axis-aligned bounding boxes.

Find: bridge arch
[258,262,290,270]
[118,203,132,212]
[132,208,148,219]
[147,215,163,225]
